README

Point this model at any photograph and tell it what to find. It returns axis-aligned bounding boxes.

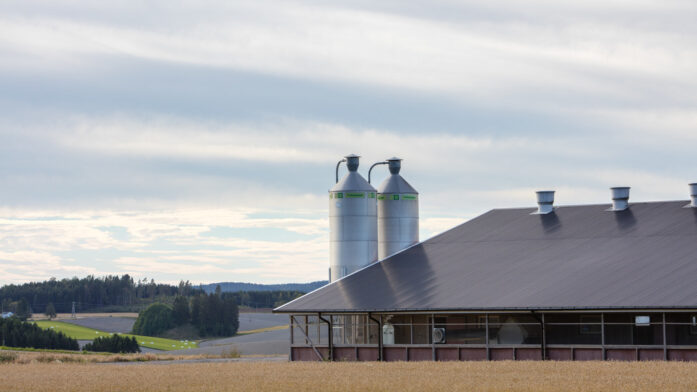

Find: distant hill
[199,281,328,294]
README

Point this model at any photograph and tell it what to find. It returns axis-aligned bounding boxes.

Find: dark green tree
[191,293,239,337]
[15,298,31,321]
[172,296,190,326]
[132,303,174,336]
[44,302,56,319]
[190,295,201,326]
[84,334,140,353]
[0,317,78,350]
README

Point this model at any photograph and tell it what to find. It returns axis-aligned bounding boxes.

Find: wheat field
[2,360,697,391]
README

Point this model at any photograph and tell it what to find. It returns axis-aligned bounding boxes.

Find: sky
[1,0,696,286]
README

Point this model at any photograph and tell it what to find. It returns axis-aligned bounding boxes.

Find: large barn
[275,156,697,361]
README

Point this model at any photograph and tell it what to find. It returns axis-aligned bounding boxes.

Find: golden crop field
[2,359,697,391]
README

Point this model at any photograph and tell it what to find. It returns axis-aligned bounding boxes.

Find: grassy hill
[34,321,197,351]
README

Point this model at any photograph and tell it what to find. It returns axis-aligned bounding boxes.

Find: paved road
[167,313,289,356]
[238,313,288,331]
[168,328,289,356]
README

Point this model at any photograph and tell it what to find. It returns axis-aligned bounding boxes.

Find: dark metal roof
[275,200,697,313]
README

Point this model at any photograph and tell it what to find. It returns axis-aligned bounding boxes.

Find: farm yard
[2,360,697,391]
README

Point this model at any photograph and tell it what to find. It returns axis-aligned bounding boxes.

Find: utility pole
[71,301,76,319]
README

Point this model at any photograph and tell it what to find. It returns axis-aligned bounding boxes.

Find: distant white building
[1,312,14,319]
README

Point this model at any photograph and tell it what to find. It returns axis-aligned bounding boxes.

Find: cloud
[0,206,329,285]
[0,250,98,284]
[1,0,695,110]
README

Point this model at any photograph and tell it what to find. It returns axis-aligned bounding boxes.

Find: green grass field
[34,321,198,351]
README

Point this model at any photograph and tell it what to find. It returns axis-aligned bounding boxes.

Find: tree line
[84,334,140,353]
[1,275,201,314]
[222,290,305,309]
[133,288,239,337]
[0,317,79,350]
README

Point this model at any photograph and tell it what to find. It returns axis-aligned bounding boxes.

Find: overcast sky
[1,0,696,285]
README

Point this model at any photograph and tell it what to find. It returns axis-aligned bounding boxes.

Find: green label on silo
[346,192,365,198]
[336,193,343,199]
[393,194,400,200]
[368,192,376,198]
[402,194,417,200]
[378,195,385,200]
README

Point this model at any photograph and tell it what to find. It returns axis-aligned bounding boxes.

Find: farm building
[274,155,697,361]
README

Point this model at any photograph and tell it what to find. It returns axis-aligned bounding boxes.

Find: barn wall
[288,311,697,362]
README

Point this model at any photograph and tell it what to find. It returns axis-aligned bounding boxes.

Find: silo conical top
[330,155,376,192]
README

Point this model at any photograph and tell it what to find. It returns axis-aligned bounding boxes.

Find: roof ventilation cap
[345,154,360,172]
[688,183,697,208]
[610,187,630,211]
[534,190,555,214]
[387,157,402,175]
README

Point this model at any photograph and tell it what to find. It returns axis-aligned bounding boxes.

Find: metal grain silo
[377,158,419,259]
[329,154,377,282]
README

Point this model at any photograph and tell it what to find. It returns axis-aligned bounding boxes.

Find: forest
[83,334,140,353]
[223,290,305,309]
[0,317,79,350]
[133,289,239,337]
[1,275,308,316]
[0,275,201,313]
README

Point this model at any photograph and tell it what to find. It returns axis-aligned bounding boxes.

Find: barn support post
[431,313,436,361]
[542,313,546,360]
[369,313,382,361]
[601,313,606,360]
[663,312,667,360]
[531,311,546,360]
[485,313,490,361]
[318,313,333,361]
[289,315,294,361]
[304,315,309,345]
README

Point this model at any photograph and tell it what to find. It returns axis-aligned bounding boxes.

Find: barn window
[635,316,650,326]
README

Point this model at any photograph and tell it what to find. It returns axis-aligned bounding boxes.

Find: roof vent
[610,187,630,211]
[534,190,555,214]
[387,157,402,174]
[688,183,697,208]
[345,154,360,172]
